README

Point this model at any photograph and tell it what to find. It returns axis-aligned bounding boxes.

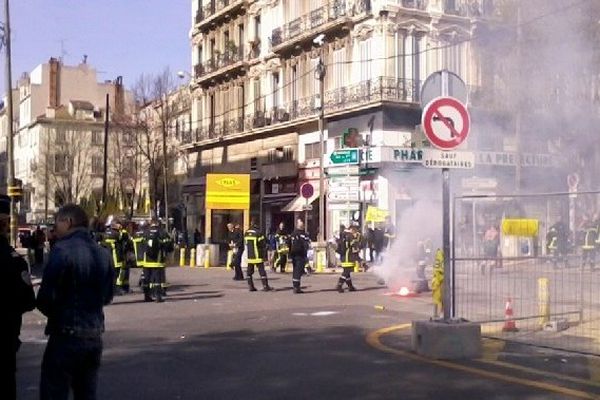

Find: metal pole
[4,0,16,245]
[442,168,451,320]
[515,4,522,193]
[317,56,326,245]
[162,102,169,232]
[101,93,109,211]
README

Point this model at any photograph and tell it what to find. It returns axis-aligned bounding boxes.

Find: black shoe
[248,279,257,292]
[293,287,304,294]
[261,278,273,291]
[144,295,153,302]
[348,286,357,292]
[337,285,344,293]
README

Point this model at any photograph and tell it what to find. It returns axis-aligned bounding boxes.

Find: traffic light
[342,127,362,148]
[8,178,23,202]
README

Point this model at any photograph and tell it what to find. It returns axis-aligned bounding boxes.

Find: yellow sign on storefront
[206,173,250,210]
[365,206,389,223]
[501,218,539,237]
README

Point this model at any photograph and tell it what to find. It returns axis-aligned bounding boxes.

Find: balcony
[194,0,246,33]
[194,46,246,85]
[183,77,420,146]
[400,0,427,11]
[443,0,492,18]
[270,0,371,52]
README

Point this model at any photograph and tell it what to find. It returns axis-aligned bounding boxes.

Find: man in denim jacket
[37,204,114,399]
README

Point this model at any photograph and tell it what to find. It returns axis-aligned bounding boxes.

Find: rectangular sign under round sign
[501,219,539,237]
[422,150,474,169]
[206,173,250,210]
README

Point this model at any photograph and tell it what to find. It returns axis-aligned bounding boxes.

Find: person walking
[227,223,245,281]
[244,220,272,292]
[0,195,35,400]
[33,225,46,268]
[289,219,310,294]
[37,204,114,400]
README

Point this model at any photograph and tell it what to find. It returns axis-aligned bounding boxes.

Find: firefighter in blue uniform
[132,222,150,300]
[289,219,310,294]
[335,225,359,293]
[244,220,272,292]
[144,220,173,302]
[0,195,35,399]
[103,219,127,294]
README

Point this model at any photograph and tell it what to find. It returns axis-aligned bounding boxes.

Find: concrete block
[543,319,569,332]
[412,320,482,360]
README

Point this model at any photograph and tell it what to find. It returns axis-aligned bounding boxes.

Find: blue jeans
[40,335,103,400]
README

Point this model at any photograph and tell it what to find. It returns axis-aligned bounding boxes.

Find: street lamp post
[315,35,326,247]
[4,0,16,246]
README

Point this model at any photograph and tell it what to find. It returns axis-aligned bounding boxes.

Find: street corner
[366,323,600,399]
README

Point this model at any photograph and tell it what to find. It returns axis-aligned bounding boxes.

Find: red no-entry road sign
[422,96,470,150]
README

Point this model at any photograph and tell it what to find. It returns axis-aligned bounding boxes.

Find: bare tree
[35,125,97,210]
[131,68,184,221]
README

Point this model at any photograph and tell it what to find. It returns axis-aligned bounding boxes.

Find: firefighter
[274,222,290,273]
[103,219,126,295]
[118,222,134,294]
[581,217,597,270]
[244,220,272,292]
[547,217,568,269]
[132,222,150,300]
[383,216,396,251]
[289,218,310,294]
[335,225,359,293]
[144,220,173,302]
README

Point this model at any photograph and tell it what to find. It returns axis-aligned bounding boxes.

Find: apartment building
[0,58,135,223]
[184,0,495,241]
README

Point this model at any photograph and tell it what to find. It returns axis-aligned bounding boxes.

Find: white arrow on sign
[327,191,360,202]
[329,185,360,193]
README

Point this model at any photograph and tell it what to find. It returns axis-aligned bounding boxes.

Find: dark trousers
[116,264,130,291]
[292,256,306,288]
[247,262,266,278]
[1,341,18,400]
[40,335,103,400]
[342,266,353,282]
[232,250,244,279]
[35,247,44,265]
[275,252,288,272]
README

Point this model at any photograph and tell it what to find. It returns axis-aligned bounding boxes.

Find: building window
[250,157,257,171]
[92,130,103,145]
[124,156,134,175]
[54,154,68,174]
[92,155,103,175]
[272,72,280,109]
[55,129,66,144]
[254,15,261,40]
[360,39,372,81]
[304,142,320,160]
[238,24,244,57]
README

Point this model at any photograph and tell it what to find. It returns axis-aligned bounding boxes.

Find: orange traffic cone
[502,298,519,332]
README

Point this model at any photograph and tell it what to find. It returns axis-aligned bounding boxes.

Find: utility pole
[101,93,109,211]
[161,100,170,231]
[4,0,16,245]
[514,3,522,193]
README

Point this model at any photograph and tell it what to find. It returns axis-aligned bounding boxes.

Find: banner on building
[206,174,250,210]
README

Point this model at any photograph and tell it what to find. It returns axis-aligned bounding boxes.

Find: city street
[16,267,600,399]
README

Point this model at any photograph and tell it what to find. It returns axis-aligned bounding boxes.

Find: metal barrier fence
[453,191,600,355]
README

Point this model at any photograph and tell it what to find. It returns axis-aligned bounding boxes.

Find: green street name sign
[329,148,359,165]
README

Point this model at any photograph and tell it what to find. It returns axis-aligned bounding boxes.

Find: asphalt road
[16,267,600,399]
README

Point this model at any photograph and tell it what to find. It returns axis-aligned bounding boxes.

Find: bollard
[179,247,186,267]
[354,261,360,273]
[190,248,196,268]
[316,248,325,273]
[204,246,210,269]
[538,277,550,327]
[226,250,233,271]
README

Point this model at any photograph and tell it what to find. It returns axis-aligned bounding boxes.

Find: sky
[1,0,190,93]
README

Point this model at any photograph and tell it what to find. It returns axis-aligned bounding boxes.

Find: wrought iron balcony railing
[195,0,243,26]
[270,0,370,49]
[183,77,419,144]
[401,0,427,10]
[194,47,244,79]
